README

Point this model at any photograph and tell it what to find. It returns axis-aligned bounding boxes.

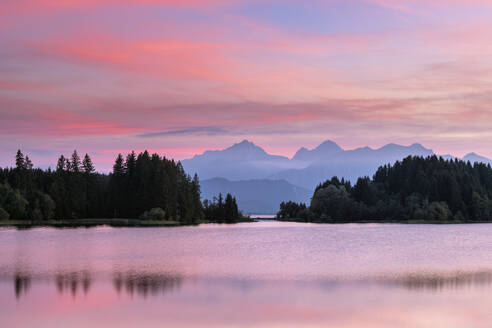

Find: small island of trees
[278,156,492,223]
[0,150,245,226]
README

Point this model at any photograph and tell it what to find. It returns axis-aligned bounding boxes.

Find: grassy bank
[0,217,256,228]
[276,217,492,224]
[0,218,182,228]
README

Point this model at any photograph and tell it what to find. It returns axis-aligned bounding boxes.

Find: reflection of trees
[14,273,31,299]
[9,270,182,299]
[113,272,182,298]
[391,271,492,291]
[55,271,91,297]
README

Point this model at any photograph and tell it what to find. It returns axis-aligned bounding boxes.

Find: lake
[1,221,492,327]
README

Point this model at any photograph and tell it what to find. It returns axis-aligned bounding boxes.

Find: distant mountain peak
[314,140,343,152]
[463,152,492,164]
[226,139,267,154]
[410,143,427,150]
[182,140,291,180]
[379,143,399,150]
[377,142,432,155]
[237,139,254,146]
[293,140,343,161]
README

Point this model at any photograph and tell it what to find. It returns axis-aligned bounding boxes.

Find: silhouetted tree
[203,193,241,223]
[82,154,95,174]
[56,155,66,172]
[15,150,25,170]
[25,156,33,170]
[70,150,81,173]
[278,156,492,223]
[0,150,237,224]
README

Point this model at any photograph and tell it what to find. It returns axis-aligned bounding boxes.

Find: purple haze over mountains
[183,139,492,214]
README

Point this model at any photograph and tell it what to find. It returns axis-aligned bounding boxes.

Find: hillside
[201,178,311,214]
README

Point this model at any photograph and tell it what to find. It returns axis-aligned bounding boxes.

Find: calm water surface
[1,221,492,327]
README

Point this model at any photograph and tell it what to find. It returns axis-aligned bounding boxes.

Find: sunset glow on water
[2,222,492,327]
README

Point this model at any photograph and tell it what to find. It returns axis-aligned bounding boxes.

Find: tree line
[277,156,492,223]
[0,150,243,223]
[202,193,240,223]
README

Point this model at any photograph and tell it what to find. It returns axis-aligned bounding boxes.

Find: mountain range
[182,140,492,214]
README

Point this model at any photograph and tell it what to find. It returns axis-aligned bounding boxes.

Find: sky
[2,0,492,170]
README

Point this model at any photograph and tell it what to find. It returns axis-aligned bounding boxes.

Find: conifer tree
[56,155,66,172]
[2,150,209,223]
[125,151,136,175]
[25,156,33,170]
[224,193,234,222]
[113,154,124,175]
[82,154,95,174]
[70,150,81,173]
[15,150,25,170]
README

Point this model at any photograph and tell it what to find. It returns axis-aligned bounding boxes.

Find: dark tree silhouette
[202,192,242,223]
[82,154,95,174]
[0,150,236,224]
[70,150,81,173]
[277,156,492,223]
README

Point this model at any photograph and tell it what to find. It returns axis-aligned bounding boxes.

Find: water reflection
[14,273,31,299]
[55,271,92,297]
[390,270,492,291]
[113,272,182,298]
[8,269,492,300]
[3,223,492,327]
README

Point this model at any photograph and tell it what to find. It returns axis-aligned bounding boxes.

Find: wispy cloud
[2,0,492,168]
[137,126,228,138]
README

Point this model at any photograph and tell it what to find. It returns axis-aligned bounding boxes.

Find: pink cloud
[0,0,233,17]
[2,0,492,167]
[366,0,492,13]
[26,35,237,82]
[0,98,137,138]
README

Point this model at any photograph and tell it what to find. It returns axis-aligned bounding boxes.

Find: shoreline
[1,217,491,228]
[275,218,492,224]
[0,217,255,228]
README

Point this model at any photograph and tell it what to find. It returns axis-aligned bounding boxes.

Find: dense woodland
[278,156,492,223]
[0,150,242,224]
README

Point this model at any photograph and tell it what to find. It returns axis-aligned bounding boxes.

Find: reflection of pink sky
[2,1,492,169]
[3,223,492,281]
[2,279,492,328]
[2,222,492,327]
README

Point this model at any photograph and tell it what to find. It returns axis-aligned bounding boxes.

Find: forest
[0,150,242,224]
[277,156,492,223]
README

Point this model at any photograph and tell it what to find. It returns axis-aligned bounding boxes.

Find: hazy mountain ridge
[272,142,435,188]
[292,140,343,162]
[200,178,311,214]
[463,152,492,165]
[182,140,297,181]
[182,139,438,187]
[190,140,290,162]
[182,139,492,213]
